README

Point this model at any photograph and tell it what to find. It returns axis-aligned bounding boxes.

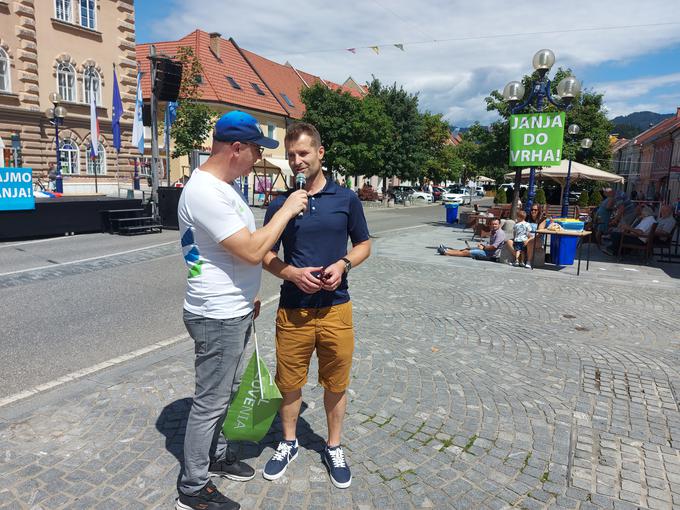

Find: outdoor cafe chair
[617,223,657,264]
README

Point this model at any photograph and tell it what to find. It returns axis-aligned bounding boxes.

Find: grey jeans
[179,309,253,495]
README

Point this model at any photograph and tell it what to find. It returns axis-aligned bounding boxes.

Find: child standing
[512,210,532,267]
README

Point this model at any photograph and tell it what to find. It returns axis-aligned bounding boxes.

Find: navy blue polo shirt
[264,179,370,309]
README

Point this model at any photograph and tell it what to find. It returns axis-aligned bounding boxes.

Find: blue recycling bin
[445,203,459,224]
[548,219,584,265]
[550,235,578,265]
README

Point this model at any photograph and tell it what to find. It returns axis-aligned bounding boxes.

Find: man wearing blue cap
[176,111,308,510]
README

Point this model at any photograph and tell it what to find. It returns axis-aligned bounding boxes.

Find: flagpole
[114,63,120,198]
[165,106,171,187]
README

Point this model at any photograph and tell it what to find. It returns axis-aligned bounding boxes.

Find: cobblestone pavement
[1,225,680,509]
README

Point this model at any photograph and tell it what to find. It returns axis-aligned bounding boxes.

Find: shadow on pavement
[156,398,325,487]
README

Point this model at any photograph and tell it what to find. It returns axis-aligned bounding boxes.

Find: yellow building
[0,0,139,194]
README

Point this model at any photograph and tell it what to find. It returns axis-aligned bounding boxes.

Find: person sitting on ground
[507,210,531,267]
[656,204,677,240]
[605,205,656,255]
[437,218,505,261]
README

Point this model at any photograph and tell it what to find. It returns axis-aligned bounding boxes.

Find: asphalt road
[0,201,477,399]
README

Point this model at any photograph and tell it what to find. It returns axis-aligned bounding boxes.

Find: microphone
[296,173,306,217]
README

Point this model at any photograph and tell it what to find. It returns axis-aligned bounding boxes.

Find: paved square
[1,226,679,509]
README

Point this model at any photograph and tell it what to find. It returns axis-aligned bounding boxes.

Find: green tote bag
[223,323,282,442]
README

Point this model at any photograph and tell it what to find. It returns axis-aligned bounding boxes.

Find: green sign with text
[509,112,565,167]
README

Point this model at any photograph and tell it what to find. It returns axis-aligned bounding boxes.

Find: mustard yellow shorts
[275,301,354,393]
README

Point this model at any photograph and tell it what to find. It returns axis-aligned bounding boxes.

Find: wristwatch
[341,257,352,274]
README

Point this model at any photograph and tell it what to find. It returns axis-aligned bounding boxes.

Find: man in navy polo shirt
[261,122,371,488]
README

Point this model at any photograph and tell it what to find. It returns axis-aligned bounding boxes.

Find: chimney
[209,32,221,59]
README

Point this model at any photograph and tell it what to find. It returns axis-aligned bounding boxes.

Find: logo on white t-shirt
[181,227,203,278]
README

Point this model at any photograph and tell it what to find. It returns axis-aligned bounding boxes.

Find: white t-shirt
[634,215,656,242]
[177,168,260,319]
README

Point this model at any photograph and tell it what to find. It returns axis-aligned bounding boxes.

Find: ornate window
[55,0,72,22]
[0,48,9,93]
[59,139,79,174]
[79,0,95,29]
[86,142,106,175]
[83,66,101,105]
[57,62,76,102]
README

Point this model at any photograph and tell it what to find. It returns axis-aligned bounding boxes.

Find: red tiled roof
[633,108,680,145]
[326,80,364,99]
[240,49,307,119]
[135,30,287,116]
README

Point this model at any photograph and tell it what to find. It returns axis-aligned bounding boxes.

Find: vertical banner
[509,112,565,167]
[0,167,34,211]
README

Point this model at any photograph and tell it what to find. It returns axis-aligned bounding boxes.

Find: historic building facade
[0,0,138,194]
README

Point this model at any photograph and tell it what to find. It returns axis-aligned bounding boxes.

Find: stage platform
[0,196,145,241]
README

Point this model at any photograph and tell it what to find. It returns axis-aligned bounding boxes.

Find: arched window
[83,66,101,105]
[57,62,76,102]
[86,142,106,175]
[59,139,79,174]
[55,0,73,22]
[0,48,10,93]
[79,0,96,29]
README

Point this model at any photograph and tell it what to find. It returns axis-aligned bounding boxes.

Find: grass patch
[540,471,549,483]
[462,434,478,453]
[521,451,532,472]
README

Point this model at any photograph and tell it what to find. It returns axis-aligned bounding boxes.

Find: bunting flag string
[346,48,356,54]
[394,44,404,51]
[370,46,380,55]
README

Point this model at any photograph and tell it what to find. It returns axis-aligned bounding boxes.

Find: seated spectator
[506,210,531,267]
[593,188,615,245]
[605,205,656,255]
[608,190,637,231]
[437,218,505,261]
[524,204,548,265]
[656,204,677,240]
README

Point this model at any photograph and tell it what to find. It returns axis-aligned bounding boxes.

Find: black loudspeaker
[154,58,183,102]
[142,103,151,127]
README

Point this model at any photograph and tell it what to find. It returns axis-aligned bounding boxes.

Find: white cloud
[144,0,680,125]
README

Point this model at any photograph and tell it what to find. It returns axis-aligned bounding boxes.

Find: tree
[300,83,393,181]
[421,112,455,184]
[494,187,507,204]
[171,46,217,158]
[367,79,427,189]
[535,188,546,205]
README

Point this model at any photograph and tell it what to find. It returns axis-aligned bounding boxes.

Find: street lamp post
[46,93,67,193]
[503,49,581,218]
[562,126,592,217]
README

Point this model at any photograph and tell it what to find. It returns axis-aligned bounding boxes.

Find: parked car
[475,186,485,197]
[442,187,472,205]
[410,189,433,203]
[432,186,446,201]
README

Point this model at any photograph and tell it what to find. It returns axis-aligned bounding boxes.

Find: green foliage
[578,190,590,207]
[520,187,528,203]
[483,67,614,174]
[589,187,602,206]
[494,187,507,204]
[171,46,217,158]
[367,79,427,183]
[421,112,457,183]
[535,188,546,205]
[301,83,392,179]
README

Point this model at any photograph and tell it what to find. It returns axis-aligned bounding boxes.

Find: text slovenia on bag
[223,326,282,442]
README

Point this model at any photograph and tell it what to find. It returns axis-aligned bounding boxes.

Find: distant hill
[610,111,673,138]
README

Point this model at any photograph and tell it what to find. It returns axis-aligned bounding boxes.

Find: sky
[135,0,680,127]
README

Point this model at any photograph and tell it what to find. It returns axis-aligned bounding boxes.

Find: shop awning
[257,157,293,177]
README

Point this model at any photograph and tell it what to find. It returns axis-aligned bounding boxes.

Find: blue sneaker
[263,439,298,481]
[322,445,352,488]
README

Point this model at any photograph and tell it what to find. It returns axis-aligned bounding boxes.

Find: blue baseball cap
[213,110,279,149]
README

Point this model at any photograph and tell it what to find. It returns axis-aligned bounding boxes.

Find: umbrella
[504,160,624,185]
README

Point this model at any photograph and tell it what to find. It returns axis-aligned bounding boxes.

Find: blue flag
[111,68,123,153]
[166,101,178,128]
